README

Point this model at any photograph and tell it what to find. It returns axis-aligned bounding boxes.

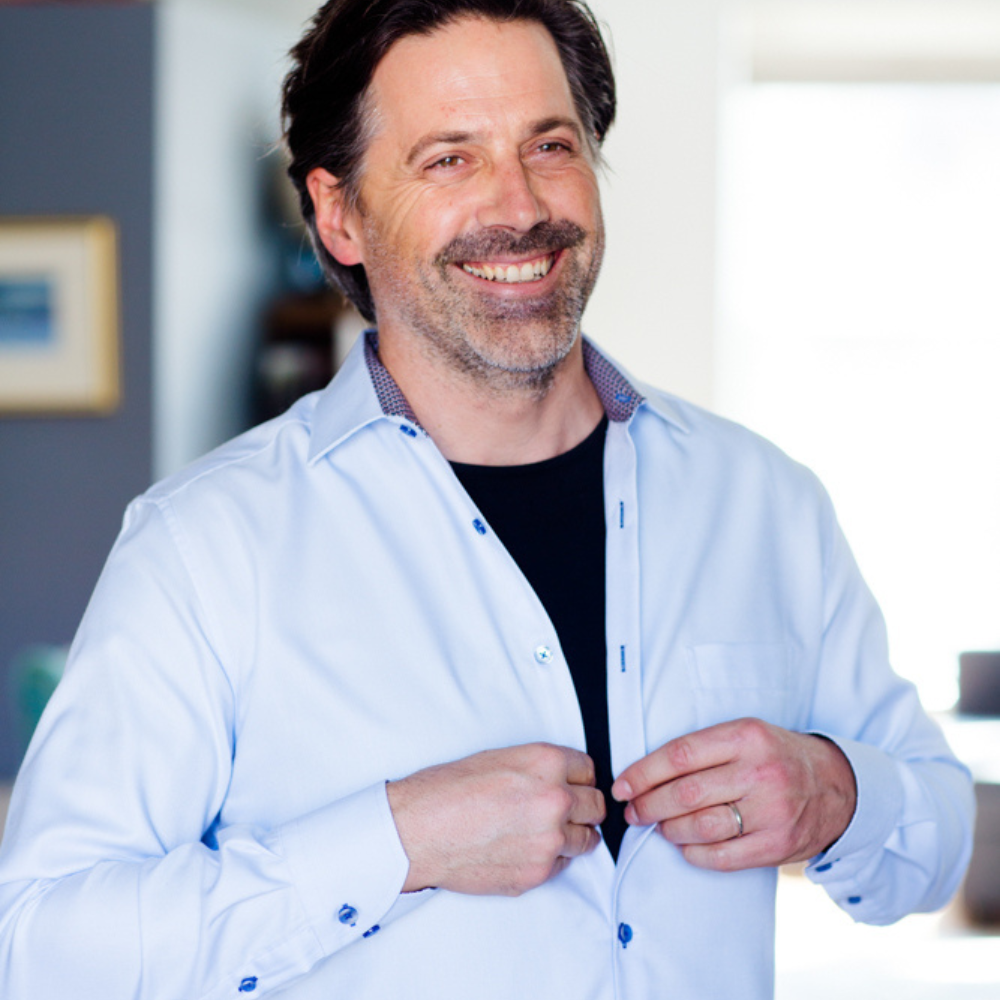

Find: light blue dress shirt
[0,334,974,1000]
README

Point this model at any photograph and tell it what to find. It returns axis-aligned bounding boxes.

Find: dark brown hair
[282,0,616,321]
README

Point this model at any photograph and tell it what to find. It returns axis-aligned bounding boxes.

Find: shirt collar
[308,330,689,464]
[362,333,422,425]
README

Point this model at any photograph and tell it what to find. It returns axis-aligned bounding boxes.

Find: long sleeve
[0,499,413,999]
[804,486,974,924]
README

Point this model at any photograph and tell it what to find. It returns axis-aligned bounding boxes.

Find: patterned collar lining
[363,333,422,425]
[363,331,645,426]
[580,339,646,422]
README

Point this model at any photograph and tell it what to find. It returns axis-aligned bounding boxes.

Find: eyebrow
[530,116,585,145]
[405,131,479,169]
[403,116,586,169]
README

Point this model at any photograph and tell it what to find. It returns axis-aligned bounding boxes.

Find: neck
[376,327,605,465]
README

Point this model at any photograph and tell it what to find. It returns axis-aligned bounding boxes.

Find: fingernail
[612,780,632,801]
[624,804,637,825]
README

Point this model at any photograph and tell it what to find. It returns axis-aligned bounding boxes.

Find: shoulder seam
[150,415,313,503]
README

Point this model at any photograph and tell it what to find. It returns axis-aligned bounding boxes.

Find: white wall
[579,1,734,408]
[154,0,307,477]
[752,0,1000,80]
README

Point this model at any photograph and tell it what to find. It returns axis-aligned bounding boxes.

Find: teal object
[9,645,68,754]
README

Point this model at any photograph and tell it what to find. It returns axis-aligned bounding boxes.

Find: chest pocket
[685,642,800,730]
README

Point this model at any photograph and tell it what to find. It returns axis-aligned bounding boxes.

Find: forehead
[366,17,579,150]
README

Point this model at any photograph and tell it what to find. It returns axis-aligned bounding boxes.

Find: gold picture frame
[0,216,120,415]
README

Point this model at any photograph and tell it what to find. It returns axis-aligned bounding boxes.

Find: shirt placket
[604,418,648,801]
[604,416,654,992]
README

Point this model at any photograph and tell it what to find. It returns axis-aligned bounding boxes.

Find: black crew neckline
[450,414,609,477]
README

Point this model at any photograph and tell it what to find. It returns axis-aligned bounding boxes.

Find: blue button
[815,863,833,873]
[338,904,359,926]
[618,922,633,948]
[238,977,258,993]
[534,645,554,665]
[615,392,631,404]
[473,519,488,536]
[847,896,862,905]
[399,424,418,438]
[363,924,381,938]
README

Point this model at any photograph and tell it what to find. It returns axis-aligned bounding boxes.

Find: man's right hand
[387,743,606,896]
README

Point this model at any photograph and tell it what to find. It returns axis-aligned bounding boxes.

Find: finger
[563,749,597,787]
[623,763,743,826]
[657,802,747,846]
[612,722,744,801]
[680,834,773,873]
[559,822,601,858]
[567,785,606,826]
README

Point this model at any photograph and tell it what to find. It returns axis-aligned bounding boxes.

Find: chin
[463,324,579,380]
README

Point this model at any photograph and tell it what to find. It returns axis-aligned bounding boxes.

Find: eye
[428,154,466,171]
[535,140,573,156]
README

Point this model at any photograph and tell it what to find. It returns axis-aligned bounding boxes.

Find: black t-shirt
[450,414,627,860]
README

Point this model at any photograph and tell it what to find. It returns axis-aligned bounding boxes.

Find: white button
[534,645,554,664]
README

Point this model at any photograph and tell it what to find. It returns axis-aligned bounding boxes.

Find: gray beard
[364,217,604,399]
[415,221,602,396]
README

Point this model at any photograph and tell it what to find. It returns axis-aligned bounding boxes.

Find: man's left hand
[611,718,857,871]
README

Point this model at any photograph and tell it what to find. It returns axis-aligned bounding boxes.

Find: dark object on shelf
[958,651,1000,717]
[965,781,1000,924]
[252,290,342,423]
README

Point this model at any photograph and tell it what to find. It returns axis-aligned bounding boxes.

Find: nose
[475,158,548,232]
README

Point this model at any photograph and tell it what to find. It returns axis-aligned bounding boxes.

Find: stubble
[364,217,605,399]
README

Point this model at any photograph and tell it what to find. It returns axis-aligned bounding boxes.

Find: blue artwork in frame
[0,217,119,414]
[0,278,56,347]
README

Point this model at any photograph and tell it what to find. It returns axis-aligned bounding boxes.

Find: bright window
[718,83,1000,710]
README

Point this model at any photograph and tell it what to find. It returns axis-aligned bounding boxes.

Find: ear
[306,167,365,267]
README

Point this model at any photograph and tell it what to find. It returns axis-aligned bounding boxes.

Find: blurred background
[0,0,998,995]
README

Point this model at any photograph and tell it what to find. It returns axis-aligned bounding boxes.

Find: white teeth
[461,254,555,283]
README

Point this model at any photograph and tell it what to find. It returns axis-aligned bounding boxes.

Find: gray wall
[0,3,155,778]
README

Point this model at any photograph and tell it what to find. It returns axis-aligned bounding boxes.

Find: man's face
[332,16,605,390]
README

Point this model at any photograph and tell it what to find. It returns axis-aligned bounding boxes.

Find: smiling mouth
[460,252,556,284]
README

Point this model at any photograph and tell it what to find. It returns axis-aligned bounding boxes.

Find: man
[0,1,974,998]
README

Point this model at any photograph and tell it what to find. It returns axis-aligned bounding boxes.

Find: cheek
[524,176,601,240]
[368,183,461,256]
[567,175,602,227]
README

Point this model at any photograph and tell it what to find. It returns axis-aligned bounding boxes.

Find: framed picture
[0,216,120,415]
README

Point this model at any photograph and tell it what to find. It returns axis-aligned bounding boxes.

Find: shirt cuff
[803,733,903,914]
[270,781,413,953]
